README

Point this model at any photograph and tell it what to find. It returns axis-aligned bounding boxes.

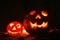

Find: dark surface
[0,31,60,40]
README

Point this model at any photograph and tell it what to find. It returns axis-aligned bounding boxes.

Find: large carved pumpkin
[7,21,29,36]
[23,9,48,34]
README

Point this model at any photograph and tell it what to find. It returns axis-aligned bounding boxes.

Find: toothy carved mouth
[8,30,29,36]
[8,30,20,34]
[30,21,48,29]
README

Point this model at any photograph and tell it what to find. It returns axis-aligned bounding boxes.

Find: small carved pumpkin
[7,21,29,36]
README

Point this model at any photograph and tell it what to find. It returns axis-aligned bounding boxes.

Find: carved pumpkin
[7,21,29,36]
[23,9,48,34]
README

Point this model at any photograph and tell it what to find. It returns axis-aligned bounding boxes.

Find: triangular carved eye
[35,14,41,19]
[41,11,48,17]
[29,10,36,15]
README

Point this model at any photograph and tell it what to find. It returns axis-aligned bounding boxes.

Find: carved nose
[12,26,16,30]
[35,14,41,19]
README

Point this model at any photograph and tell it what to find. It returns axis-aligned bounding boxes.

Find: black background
[0,0,60,35]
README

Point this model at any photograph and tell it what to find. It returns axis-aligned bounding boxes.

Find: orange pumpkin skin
[7,21,23,36]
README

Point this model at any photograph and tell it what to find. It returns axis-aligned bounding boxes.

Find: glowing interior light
[35,14,41,19]
[30,21,48,29]
[17,24,21,28]
[30,21,37,28]
[22,27,29,35]
[10,23,14,27]
[37,25,42,28]
[12,32,18,34]
[41,22,48,28]
[8,30,18,34]
[12,26,16,30]
[29,10,36,15]
[18,26,20,28]
[41,11,48,16]
[23,29,26,33]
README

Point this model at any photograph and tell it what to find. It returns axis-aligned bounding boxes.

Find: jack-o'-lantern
[23,9,48,34]
[7,21,29,36]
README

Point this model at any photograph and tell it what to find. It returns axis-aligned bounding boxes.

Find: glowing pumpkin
[7,21,29,36]
[23,9,48,33]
